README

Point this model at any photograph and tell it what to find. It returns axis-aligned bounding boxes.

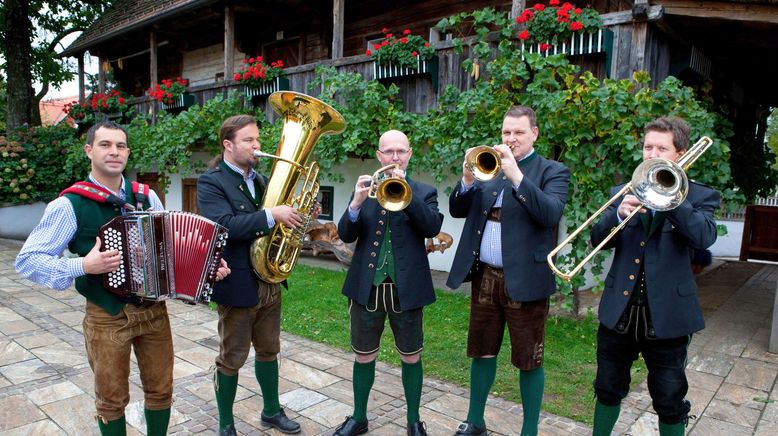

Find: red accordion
[98,211,228,303]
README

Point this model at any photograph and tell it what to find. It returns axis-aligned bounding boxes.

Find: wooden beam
[78,55,85,103]
[150,30,158,88]
[98,56,106,94]
[332,0,344,59]
[510,0,526,21]
[601,5,664,26]
[660,0,778,24]
[633,0,650,18]
[224,3,235,80]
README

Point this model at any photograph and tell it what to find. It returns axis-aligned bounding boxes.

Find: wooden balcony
[126,39,611,120]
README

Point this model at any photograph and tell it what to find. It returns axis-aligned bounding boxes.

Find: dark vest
[65,178,150,315]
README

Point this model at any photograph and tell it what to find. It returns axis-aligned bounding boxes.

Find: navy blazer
[338,178,443,310]
[591,182,720,338]
[446,153,570,302]
[197,162,273,307]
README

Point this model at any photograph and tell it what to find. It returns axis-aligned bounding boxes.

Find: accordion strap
[60,181,136,211]
[132,181,149,211]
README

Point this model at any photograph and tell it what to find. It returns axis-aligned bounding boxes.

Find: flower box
[244,77,290,100]
[520,29,614,74]
[373,56,439,91]
[160,93,195,111]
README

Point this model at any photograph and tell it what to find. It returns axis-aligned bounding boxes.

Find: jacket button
[623,290,629,296]
[381,210,387,215]
[640,241,646,247]
[634,258,640,264]
[376,230,382,236]
[239,204,245,210]
[379,220,384,225]
[520,195,527,202]
[373,241,379,246]
[477,230,481,235]
[256,232,261,236]
[629,274,635,280]
[492,191,497,196]
[368,263,375,269]
[472,250,477,255]
[483,210,488,216]
[502,176,507,180]
[370,252,377,257]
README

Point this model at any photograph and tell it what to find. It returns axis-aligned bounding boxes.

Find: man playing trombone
[590,117,720,436]
[334,130,443,436]
[447,106,570,436]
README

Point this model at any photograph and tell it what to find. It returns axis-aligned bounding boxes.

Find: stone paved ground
[0,237,777,435]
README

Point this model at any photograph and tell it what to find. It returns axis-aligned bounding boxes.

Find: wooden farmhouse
[59,0,778,270]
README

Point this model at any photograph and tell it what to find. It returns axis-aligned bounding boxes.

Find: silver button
[373,241,379,246]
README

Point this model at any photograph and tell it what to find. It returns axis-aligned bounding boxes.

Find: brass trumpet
[546,136,714,282]
[465,146,502,181]
[368,164,412,211]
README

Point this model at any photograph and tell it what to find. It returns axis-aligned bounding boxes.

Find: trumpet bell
[368,164,413,211]
[631,158,688,211]
[465,146,501,181]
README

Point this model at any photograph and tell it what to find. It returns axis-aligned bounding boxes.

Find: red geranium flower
[518,30,530,40]
[569,21,584,31]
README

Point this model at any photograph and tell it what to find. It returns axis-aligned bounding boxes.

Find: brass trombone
[368,164,412,211]
[546,136,714,282]
[465,146,502,181]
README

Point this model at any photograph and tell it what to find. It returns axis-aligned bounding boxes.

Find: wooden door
[182,179,199,213]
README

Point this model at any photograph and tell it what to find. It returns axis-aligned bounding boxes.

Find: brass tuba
[546,136,714,281]
[250,91,346,283]
[368,164,412,211]
[465,146,502,181]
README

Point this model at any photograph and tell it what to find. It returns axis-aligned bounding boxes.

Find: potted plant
[149,77,193,110]
[367,28,438,86]
[234,56,289,101]
[516,1,609,57]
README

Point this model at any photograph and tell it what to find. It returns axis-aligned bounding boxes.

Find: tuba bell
[465,146,502,181]
[250,91,346,283]
[368,164,412,211]
[546,136,714,281]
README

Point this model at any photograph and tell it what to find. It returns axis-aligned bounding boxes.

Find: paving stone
[686,351,736,377]
[279,358,340,390]
[12,331,61,349]
[39,393,98,435]
[727,360,778,391]
[714,382,769,409]
[317,379,393,409]
[0,358,57,384]
[703,398,762,428]
[299,398,353,427]
[685,369,724,392]
[0,319,39,335]
[25,380,84,406]
[0,339,33,366]
[124,399,188,433]
[688,416,753,435]
[0,394,46,432]
[287,349,348,370]
[280,387,329,411]
[31,341,87,368]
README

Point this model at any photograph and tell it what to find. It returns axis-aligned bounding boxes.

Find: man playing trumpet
[334,130,443,436]
[447,106,570,436]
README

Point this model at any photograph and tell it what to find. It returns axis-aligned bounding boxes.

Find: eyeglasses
[377,149,411,157]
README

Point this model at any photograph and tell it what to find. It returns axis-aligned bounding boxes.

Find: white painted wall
[710,220,743,258]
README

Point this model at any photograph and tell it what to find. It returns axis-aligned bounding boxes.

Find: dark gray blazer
[338,178,443,310]
[197,161,273,307]
[591,182,720,338]
[446,153,570,302]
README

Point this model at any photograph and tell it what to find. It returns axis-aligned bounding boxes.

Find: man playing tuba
[197,115,306,435]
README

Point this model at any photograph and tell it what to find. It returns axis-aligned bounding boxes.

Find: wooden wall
[182,44,245,87]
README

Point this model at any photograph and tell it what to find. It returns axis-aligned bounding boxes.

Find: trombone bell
[465,146,501,181]
[368,164,412,211]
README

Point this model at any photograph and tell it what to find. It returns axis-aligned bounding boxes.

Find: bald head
[376,129,412,170]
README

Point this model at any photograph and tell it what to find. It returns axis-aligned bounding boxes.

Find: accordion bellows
[99,211,228,303]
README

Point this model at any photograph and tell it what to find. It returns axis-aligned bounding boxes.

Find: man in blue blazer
[333,130,443,436]
[197,115,305,436]
[447,106,570,436]
[590,117,720,436]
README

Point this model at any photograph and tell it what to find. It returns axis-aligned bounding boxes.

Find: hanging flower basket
[373,56,439,91]
[160,93,196,111]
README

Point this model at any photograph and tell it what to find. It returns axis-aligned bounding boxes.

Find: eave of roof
[59,0,214,57]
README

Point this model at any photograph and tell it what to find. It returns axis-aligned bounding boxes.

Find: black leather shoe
[261,408,301,434]
[333,416,368,436]
[219,424,237,436]
[454,421,487,435]
[407,420,428,436]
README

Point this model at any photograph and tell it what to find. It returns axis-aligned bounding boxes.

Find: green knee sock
[352,360,376,423]
[255,360,281,416]
[215,370,239,430]
[97,415,126,436]
[402,360,423,424]
[592,400,621,436]
[658,421,685,436]
[519,367,544,436]
[466,357,497,427]
[144,408,170,436]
